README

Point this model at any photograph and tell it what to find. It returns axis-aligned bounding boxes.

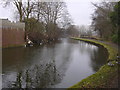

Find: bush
[112,34,118,43]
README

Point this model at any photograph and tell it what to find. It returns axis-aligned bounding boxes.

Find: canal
[2,38,108,88]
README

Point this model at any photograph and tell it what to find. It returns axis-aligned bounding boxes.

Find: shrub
[112,34,118,43]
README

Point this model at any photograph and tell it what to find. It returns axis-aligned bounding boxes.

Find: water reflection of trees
[3,40,73,88]
[89,46,108,72]
[78,41,98,54]
[10,59,62,88]
[78,41,108,72]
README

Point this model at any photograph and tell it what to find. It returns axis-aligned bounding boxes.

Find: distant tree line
[65,25,94,38]
[91,1,120,43]
[2,0,72,44]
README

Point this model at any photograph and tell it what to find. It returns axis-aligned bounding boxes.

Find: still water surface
[2,38,108,88]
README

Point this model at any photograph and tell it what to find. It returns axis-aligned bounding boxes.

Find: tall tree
[13,0,23,22]
[23,0,35,20]
[2,0,35,22]
[34,1,69,39]
[91,2,116,39]
[110,1,120,43]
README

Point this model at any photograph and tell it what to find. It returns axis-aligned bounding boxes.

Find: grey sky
[0,0,100,26]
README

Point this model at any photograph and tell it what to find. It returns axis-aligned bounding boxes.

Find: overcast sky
[0,0,100,26]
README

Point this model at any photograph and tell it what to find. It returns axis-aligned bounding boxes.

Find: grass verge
[69,37,118,88]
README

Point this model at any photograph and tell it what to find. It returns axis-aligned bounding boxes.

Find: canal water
[2,38,108,88]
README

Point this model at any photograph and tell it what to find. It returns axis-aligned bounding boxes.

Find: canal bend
[2,38,108,88]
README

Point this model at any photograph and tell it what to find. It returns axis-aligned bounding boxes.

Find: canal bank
[69,37,119,88]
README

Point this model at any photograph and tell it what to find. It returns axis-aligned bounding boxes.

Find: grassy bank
[69,37,118,88]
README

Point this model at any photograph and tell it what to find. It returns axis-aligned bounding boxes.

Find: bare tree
[22,0,35,20]
[2,0,35,22]
[1,0,73,42]
[91,1,117,39]
[67,25,79,37]
[13,0,24,22]
[34,1,69,39]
